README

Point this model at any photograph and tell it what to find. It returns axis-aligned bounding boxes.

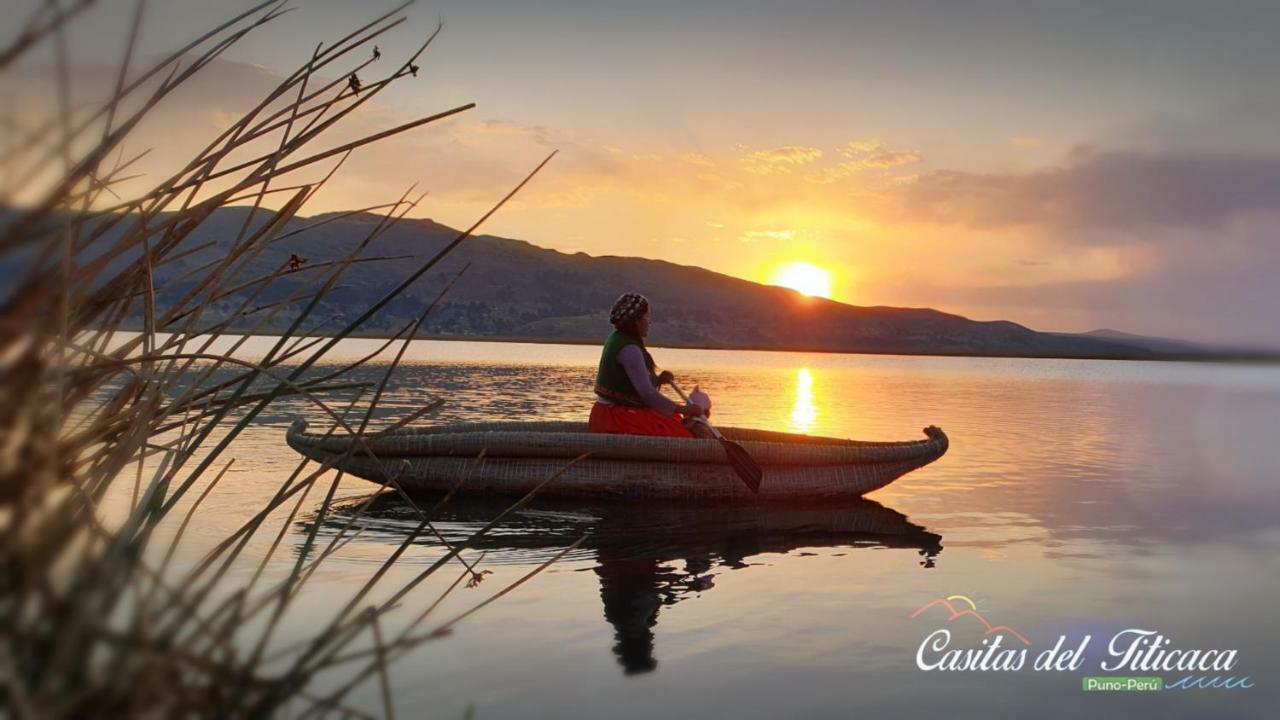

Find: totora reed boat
[286,419,948,502]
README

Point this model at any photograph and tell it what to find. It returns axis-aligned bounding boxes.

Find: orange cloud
[804,161,863,184]
[842,139,884,155]
[739,229,798,243]
[862,150,922,168]
[740,145,824,174]
[804,140,921,183]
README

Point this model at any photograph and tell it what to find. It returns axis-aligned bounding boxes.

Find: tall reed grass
[0,2,570,716]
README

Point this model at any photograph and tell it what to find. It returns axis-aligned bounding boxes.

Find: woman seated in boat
[589,293,707,438]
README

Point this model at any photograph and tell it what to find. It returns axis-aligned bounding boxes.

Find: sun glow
[790,367,817,433]
[771,261,833,298]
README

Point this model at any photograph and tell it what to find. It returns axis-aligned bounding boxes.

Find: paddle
[669,380,763,494]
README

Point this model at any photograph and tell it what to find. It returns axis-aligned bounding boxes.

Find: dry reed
[0,2,570,716]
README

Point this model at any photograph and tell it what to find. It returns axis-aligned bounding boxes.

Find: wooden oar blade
[721,438,763,493]
[673,381,762,493]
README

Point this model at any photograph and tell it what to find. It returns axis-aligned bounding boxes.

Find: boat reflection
[306,495,943,675]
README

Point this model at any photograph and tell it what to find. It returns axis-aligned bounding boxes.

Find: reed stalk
[0,3,569,716]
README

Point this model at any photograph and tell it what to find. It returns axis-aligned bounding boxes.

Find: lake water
[121,339,1280,717]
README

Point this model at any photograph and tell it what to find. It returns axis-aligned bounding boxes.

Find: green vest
[594,330,658,407]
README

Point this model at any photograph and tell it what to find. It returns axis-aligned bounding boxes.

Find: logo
[909,594,1254,691]
[911,594,1030,646]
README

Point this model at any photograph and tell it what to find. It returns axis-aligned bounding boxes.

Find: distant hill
[1072,329,1214,355]
[1,206,1244,359]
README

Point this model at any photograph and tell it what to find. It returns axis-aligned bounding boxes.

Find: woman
[589,293,706,437]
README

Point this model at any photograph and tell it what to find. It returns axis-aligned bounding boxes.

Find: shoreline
[150,327,1280,364]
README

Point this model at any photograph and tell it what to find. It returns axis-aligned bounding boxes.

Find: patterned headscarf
[609,292,649,326]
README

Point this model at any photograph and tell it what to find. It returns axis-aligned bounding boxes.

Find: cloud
[862,150,922,169]
[842,139,884,155]
[739,229,797,243]
[739,145,823,174]
[804,162,863,184]
[805,139,921,183]
[889,147,1280,231]
[864,148,1280,344]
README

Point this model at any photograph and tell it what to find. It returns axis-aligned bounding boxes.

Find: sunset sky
[7,0,1280,345]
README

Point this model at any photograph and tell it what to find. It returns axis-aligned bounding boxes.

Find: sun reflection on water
[790,367,817,433]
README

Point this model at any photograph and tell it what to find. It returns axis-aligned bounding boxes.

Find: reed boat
[285,419,948,502]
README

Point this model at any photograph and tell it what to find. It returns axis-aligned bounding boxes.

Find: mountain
[1,206,1209,359]
[1075,329,1217,355]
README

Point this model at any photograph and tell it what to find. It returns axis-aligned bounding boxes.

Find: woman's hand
[680,402,705,418]
[656,370,674,385]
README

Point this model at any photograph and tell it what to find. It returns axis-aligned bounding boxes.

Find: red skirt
[588,402,693,438]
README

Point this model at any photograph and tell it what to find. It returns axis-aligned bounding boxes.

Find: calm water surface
[122,339,1280,718]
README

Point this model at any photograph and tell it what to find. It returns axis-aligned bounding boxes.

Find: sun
[771,261,833,299]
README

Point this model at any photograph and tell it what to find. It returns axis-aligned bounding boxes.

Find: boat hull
[285,420,948,502]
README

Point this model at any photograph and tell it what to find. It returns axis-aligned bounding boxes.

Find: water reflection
[304,494,943,675]
[130,341,1280,716]
[790,367,816,433]
[257,356,1280,554]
